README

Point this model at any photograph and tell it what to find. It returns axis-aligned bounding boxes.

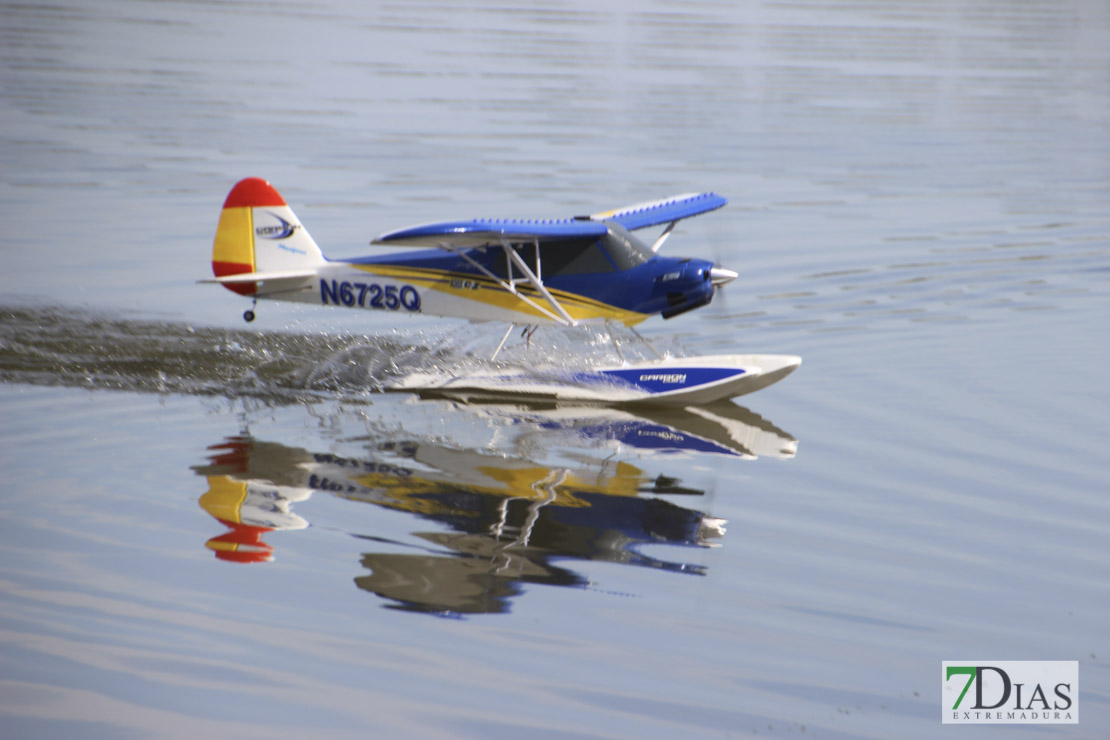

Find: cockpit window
[490,239,615,279]
[486,222,653,280]
[540,239,614,275]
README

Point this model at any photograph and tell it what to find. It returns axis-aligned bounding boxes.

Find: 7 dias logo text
[942,661,1078,724]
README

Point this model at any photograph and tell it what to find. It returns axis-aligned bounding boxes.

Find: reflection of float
[483,401,798,460]
[192,403,796,613]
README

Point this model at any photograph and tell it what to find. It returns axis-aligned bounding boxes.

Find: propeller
[707,231,738,313]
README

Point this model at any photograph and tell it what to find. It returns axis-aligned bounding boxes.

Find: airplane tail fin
[211,178,327,295]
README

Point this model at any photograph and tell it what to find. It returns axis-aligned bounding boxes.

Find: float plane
[202,178,799,404]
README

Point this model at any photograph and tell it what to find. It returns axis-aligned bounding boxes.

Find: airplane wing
[372,218,607,247]
[587,192,727,231]
[371,192,726,246]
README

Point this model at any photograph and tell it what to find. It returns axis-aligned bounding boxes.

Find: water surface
[2,1,1108,737]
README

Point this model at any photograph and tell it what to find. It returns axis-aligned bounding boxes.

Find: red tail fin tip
[222,177,286,209]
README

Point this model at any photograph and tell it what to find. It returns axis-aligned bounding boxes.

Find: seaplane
[202,177,800,405]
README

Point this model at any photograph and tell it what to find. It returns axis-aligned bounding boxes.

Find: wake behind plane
[202,178,799,404]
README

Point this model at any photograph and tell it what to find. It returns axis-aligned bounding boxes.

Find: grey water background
[1,0,1108,737]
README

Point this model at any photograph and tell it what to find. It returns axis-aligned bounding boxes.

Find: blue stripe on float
[597,366,744,394]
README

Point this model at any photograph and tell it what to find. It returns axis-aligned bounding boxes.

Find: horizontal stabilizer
[589,192,727,231]
[199,269,318,285]
[373,218,607,248]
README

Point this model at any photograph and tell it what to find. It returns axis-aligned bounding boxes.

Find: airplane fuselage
[299,248,718,326]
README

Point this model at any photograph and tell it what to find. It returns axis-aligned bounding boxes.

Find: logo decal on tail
[255,213,299,240]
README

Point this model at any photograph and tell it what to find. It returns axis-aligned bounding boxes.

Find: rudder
[212,178,326,295]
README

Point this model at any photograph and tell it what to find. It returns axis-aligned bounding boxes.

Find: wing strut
[650,221,677,253]
[437,242,574,327]
[502,239,576,326]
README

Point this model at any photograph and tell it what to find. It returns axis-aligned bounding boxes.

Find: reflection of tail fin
[211,177,326,295]
[205,523,275,563]
[198,475,310,563]
[200,476,274,562]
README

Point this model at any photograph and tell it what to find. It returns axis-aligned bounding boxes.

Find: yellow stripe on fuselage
[349,263,648,325]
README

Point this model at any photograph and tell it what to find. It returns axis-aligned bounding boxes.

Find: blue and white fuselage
[329,223,720,325]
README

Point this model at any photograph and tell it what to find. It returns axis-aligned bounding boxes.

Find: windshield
[600,221,653,269]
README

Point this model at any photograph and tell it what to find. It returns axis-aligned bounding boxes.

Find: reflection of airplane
[194,434,722,614]
[191,401,797,613]
[200,178,800,404]
[192,403,796,613]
